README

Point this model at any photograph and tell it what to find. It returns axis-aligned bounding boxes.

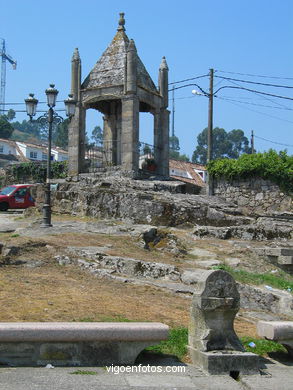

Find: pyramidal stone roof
[82,15,159,95]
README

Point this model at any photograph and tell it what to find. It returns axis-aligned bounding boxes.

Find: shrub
[207,150,293,193]
[10,161,68,183]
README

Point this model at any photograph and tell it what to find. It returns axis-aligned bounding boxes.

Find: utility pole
[207,68,214,195]
[0,39,17,115]
[251,130,255,154]
[171,86,175,149]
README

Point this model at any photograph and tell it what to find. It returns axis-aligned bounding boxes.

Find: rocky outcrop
[33,173,252,228]
[193,217,293,241]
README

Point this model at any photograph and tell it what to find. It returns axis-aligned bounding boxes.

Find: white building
[51,147,68,162]
[0,138,17,156]
[15,142,68,162]
[16,142,46,161]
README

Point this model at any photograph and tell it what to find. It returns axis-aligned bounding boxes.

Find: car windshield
[0,186,16,196]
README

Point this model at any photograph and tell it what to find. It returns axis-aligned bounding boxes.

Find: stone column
[68,103,86,176]
[103,102,122,167]
[121,95,139,172]
[103,114,113,166]
[154,109,170,177]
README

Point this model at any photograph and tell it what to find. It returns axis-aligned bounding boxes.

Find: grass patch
[73,315,132,322]
[10,233,20,238]
[146,328,287,360]
[240,337,287,356]
[214,264,293,292]
[70,370,98,375]
[146,327,188,359]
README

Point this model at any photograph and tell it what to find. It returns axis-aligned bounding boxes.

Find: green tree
[0,116,14,139]
[54,119,69,149]
[6,109,16,122]
[169,135,190,161]
[169,150,190,162]
[192,127,250,164]
[91,126,103,144]
[169,136,180,151]
[12,119,41,138]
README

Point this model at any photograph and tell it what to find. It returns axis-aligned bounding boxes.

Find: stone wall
[213,177,292,215]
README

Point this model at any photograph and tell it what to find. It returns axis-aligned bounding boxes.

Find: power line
[222,78,292,110]
[216,96,293,124]
[217,70,293,81]
[216,96,293,111]
[2,100,66,106]
[215,75,293,89]
[169,74,208,85]
[254,135,293,148]
[214,85,293,101]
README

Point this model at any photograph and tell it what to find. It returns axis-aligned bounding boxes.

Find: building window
[0,146,3,153]
[42,153,47,160]
[30,151,38,159]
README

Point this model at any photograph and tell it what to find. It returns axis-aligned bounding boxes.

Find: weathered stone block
[188,348,259,375]
[257,321,293,357]
[188,270,259,375]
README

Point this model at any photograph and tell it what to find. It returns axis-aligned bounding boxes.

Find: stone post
[159,57,169,109]
[188,270,259,375]
[68,48,86,176]
[155,56,170,177]
[126,40,137,94]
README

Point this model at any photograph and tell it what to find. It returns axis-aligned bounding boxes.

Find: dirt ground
[0,261,257,338]
[0,212,269,346]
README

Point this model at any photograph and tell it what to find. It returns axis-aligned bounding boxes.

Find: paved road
[0,210,25,233]
[0,363,293,390]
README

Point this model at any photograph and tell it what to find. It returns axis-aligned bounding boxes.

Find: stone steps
[56,251,293,318]
[254,247,293,273]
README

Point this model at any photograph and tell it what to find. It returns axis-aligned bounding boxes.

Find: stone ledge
[257,320,293,358]
[0,322,169,342]
[0,322,169,366]
[257,321,293,341]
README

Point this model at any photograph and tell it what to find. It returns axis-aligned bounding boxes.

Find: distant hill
[10,129,41,144]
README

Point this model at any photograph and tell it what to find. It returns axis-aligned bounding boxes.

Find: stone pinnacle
[118,12,126,31]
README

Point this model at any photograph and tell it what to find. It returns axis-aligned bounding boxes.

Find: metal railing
[85,141,161,172]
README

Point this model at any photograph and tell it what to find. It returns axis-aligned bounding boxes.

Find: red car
[0,184,35,211]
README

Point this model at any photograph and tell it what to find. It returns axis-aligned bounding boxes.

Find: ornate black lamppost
[25,84,76,227]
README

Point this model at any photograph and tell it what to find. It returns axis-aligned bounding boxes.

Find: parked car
[0,184,35,211]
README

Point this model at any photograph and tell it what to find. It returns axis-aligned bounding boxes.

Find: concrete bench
[257,321,293,357]
[0,322,169,366]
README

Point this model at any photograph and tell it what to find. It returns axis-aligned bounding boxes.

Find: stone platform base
[188,346,259,375]
[0,341,153,367]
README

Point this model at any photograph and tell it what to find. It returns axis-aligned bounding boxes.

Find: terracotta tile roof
[16,141,47,151]
[52,147,68,154]
[0,138,16,147]
[169,159,206,187]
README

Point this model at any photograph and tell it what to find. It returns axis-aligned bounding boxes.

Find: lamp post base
[41,204,52,228]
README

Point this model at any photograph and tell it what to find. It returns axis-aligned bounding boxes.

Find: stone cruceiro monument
[188,269,259,375]
[68,13,170,177]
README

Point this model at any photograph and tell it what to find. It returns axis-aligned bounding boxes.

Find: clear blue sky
[1,0,292,157]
